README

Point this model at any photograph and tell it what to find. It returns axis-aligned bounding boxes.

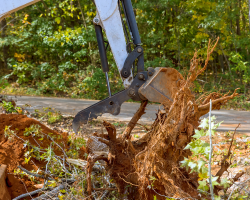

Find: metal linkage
[120,0,145,75]
[121,46,143,78]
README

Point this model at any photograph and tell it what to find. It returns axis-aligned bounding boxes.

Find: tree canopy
[0,0,250,100]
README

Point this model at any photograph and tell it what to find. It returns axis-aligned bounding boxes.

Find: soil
[0,114,85,199]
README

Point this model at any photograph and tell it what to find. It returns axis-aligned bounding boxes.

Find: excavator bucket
[139,67,184,105]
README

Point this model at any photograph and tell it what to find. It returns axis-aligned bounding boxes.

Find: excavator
[0,0,183,133]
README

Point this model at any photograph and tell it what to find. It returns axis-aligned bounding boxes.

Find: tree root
[86,154,108,196]
[122,100,148,140]
[84,38,241,199]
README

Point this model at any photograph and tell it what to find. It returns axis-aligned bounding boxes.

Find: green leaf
[197,160,206,171]
[220,178,231,188]
[188,161,197,171]
[149,176,157,181]
[55,17,61,24]
[214,195,221,200]
[24,156,31,164]
[198,180,209,191]
[60,189,66,194]
[199,118,209,129]
[208,176,220,188]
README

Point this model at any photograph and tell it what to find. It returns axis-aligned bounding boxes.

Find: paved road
[6,95,250,133]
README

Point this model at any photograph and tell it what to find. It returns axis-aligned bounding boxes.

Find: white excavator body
[0,0,40,21]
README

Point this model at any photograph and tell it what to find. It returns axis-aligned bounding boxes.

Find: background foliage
[0,0,250,100]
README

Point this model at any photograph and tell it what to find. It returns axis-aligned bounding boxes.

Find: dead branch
[220,123,240,166]
[18,165,53,180]
[13,189,45,200]
[93,188,117,191]
[188,37,219,82]
[214,124,241,195]
[97,137,110,146]
[198,89,239,117]
[216,123,239,178]
[86,155,108,196]
[33,184,65,200]
[214,172,245,194]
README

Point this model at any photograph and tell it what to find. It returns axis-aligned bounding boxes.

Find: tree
[0,18,9,71]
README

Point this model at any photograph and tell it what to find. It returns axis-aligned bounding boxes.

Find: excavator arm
[0,0,41,21]
[0,0,184,133]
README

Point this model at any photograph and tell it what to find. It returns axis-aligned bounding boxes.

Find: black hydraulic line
[120,0,132,42]
[95,25,112,97]
[95,25,109,72]
[118,0,130,43]
[121,0,141,45]
[119,0,136,75]
[104,41,109,51]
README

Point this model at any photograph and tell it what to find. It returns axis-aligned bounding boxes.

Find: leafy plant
[0,100,20,113]
[0,78,10,89]
[180,116,230,197]
[230,53,250,89]
[112,122,126,127]
[67,135,86,158]
[23,124,43,137]
[4,126,15,142]
[47,111,62,124]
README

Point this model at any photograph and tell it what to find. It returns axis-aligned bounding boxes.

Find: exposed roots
[85,38,240,199]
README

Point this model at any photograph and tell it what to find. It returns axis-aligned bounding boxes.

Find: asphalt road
[6,95,250,133]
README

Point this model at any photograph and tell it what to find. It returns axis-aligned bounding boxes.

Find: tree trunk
[236,0,241,53]
[236,1,241,36]
[249,0,250,31]
[219,43,233,80]
[214,56,217,83]
[230,5,234,52]
[1,18,9,71]
[241,0,246,30]
[219,54,225,74]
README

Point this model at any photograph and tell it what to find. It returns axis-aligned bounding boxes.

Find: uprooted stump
[85,38,241,199]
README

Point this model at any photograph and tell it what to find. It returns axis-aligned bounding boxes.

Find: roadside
[3,95,250,134]
[1,82,250,111]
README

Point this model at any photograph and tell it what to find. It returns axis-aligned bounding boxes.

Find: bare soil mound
[0,114,69,199]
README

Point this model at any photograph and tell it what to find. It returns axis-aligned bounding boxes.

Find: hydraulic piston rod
[95,25,112,97]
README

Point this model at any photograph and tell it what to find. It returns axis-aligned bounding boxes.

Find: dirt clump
[0,114,69,199]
